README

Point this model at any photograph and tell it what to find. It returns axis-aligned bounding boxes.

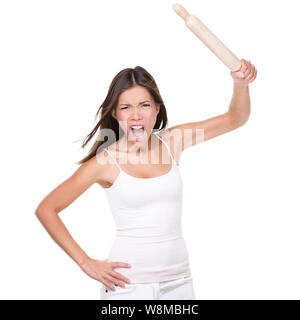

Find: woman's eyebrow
[120,100,151,106]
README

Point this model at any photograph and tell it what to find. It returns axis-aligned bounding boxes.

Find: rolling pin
[173,3,242,72]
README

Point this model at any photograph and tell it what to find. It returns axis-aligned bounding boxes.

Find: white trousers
[100,275,195,300]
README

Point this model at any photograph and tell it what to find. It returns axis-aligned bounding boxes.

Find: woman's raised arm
[166,59,257,156]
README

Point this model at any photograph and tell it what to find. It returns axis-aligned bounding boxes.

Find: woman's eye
[121,104,150,110]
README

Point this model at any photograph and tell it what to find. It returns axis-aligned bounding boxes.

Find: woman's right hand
[78,257,132,290]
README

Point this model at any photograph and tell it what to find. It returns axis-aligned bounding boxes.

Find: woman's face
[112,85,160,146]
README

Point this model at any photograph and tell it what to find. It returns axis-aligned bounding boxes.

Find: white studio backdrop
[0,0,299,299]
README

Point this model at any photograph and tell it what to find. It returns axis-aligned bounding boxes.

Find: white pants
[100,275,195,300]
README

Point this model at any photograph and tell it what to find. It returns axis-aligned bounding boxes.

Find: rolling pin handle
[173,3,190,22]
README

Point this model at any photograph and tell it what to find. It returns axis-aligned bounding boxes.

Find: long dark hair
[75,66,168,165]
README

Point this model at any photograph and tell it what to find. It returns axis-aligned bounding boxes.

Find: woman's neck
[115,133,155,155]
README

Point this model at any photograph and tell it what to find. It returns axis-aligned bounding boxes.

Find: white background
[0,0,299,299]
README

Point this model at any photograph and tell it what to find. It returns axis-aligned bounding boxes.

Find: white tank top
[102,132,192,284]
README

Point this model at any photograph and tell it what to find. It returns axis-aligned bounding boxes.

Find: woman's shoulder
[87,149,118,188]
[155,128,181,165]
[154,128,170,143]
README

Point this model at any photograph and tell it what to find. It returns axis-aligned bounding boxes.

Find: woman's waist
[114,227,183,242]
[107,235,189,264]
[106,242,191,284]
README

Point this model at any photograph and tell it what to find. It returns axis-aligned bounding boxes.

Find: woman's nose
[131,106,141,119]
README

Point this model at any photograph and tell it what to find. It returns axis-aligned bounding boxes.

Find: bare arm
[227,82,251,127]
[164,59,256,162]
[35,153,132,290]
[35,208,89,267]
[35,156,103,267]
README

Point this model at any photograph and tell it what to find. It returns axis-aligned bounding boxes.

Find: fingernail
[240,73,244,78]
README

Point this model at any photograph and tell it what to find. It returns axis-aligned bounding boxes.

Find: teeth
[131,126,143,130]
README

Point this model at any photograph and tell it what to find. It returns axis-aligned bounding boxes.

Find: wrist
[233,80,249,88]
[77,255,91,267]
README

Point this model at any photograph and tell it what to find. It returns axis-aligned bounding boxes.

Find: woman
[35,60,257,300]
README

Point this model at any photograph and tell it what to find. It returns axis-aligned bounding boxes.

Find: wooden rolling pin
[173,3,242,72]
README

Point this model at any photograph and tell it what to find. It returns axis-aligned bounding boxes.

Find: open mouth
[130,125,145,138]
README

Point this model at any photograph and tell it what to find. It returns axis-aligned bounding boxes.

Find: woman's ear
[156,103,160,114]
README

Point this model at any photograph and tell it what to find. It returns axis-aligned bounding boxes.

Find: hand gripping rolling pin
[173,3,242,72]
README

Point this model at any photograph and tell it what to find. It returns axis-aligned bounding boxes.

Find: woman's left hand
[230,58,257,85]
